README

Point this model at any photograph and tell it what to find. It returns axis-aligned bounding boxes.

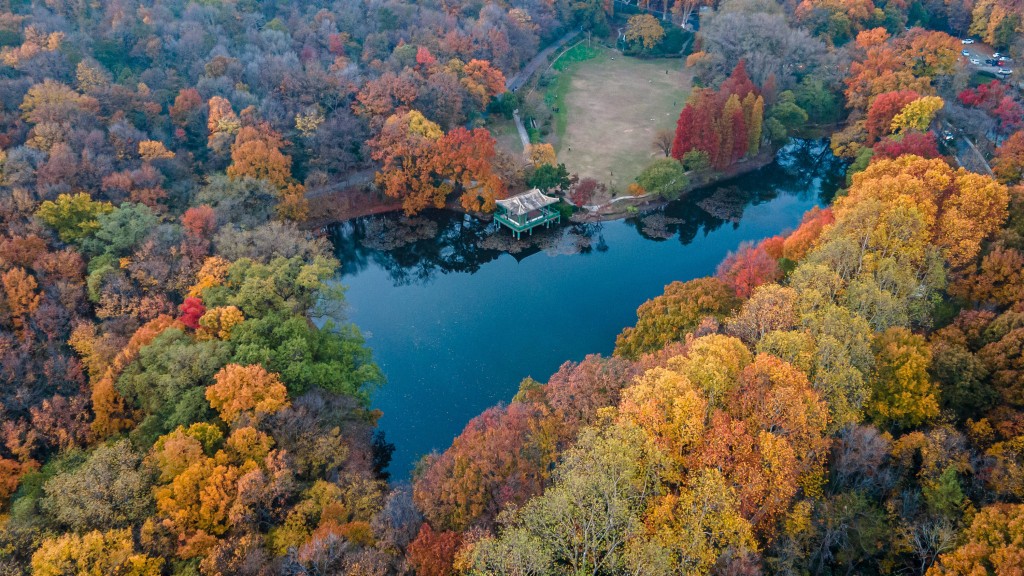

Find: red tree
[406,524,461,576]
[181,205,217,239]
[716,242,782,298]
[958,80,1008,110]
[719,59,758,100]
[178,297,206,329]
[872,130,941,159]
[865,90,921,142]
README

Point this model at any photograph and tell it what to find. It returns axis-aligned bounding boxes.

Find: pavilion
[494,188,561,239]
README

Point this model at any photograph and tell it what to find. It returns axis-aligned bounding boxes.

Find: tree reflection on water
[331,139,846,285]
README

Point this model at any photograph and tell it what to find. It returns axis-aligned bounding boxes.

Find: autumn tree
[206,95,239,152]
[782,206,834,261]
[205,363,289,425]
[843,29,935,113]
[469,424,664,576]
[927,503,1024,575]
[994,130,1024,184]
[625,14,665,50]
[412,401,558,531]
[369,110,505,215]
[672,62,763,170]
[868,327,940,430]
[725,284,799,343]
[890,96,944,134]
[406,523,462,576]
[2,267,40,338]
[865,90,922,142]
[527,143,556,167]
[841,155,1008,269]
[717,242,782,299]
[642,469,757,574]
[226,124,308,221]
[872,131,941,160]
[615,277,740,359]
[31,529,163,576]
[40,439,153,532]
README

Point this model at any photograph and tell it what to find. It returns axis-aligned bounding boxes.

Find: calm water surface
[329,140,845,479]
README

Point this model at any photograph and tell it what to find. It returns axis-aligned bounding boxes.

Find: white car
[961,38,975,44]
[971,58,980,65]
[962,49,970,56]
[993,52,1002,58]
[997,68,1013,75]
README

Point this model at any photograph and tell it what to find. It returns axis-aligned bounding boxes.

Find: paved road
[505,30,581,92]
[942,121,994,175]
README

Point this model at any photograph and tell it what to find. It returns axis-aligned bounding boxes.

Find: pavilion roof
[495,188,559,216]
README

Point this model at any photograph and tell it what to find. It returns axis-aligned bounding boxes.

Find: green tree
[35,192,114,243]
[527,163,571,194]
[635,158,688,200]
[116,329,231,443]
[81,202,159,259]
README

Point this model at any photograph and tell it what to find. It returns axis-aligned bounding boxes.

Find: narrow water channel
[330,139,846,479]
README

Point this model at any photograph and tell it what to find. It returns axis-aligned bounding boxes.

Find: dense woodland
[0,0,1023,575]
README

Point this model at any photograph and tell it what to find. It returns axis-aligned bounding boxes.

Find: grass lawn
[546,45,692,192]
[487,116,525,156]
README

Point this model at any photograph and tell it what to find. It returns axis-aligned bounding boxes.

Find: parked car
[993,52,1002,58]
[961,38,975,44]
[943,130,955,141]
[962,49,971,56]
[997,68,1013,76]
[986,58,999,65]
[971,58,981,65]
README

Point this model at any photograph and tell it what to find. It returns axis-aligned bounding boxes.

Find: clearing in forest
[552,45,692,192]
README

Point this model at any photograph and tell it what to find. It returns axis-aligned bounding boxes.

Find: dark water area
[328,139,846,480]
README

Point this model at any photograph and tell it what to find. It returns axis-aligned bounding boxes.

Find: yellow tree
[226,124,308,221]
[625,14,665,49]
[868,327,940,429]
[31,529,163,576]
[927,503,1024,575]
[527,143,557,167]
[34,192,114,243]
[643,469,757,574]
[205,364,289,425]
[2,267,40,338]
[889,96,944,134]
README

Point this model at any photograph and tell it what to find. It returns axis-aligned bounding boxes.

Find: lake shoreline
[332,138,846,478]
[304,146,781,232]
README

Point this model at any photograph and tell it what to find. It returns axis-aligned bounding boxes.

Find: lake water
[329,139,846,479]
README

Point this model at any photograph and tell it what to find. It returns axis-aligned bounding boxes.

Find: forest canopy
[0,0,1023,574]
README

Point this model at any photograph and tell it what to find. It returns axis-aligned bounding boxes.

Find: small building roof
[496,188,559,216]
